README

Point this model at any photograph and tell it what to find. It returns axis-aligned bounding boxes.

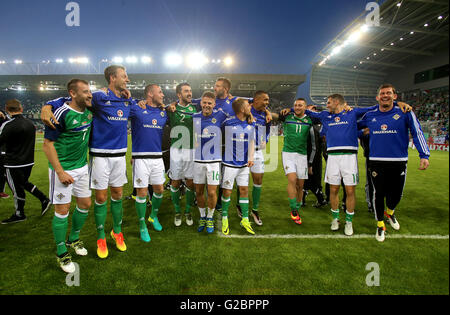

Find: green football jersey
[45,103,92,171]
[168,103,197,149]
[281,113,313,155]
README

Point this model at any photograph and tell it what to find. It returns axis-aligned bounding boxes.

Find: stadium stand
[0,73,304,131]
[310,0,449,108]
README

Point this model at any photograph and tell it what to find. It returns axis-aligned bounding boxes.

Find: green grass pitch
[0,134,448,295]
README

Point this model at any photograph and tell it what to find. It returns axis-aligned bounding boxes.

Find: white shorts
[133,158,166,188]
[193,162,221,186]
[49,165,91,205]
[222,165,250,190]
[169,148,195,180]
[282,152,309,179]
[250,150,265,174]
[89,156,128,190]
[325,154,359,186]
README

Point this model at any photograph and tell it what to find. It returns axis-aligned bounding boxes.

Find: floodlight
[186,52,208,69]
[332,46,342,55]
[14,59,23,64]
[224,57,233,66]
[164,53,182,67]
[125,56,137,63]
[112,56,124,63]
[141,56,152,64]
[347,31,362,43]
[55,59,64,63]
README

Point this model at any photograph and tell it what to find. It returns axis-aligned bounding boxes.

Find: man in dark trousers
[0,99,50,224]
[302,105,327,208]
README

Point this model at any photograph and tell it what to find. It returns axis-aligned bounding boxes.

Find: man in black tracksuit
[0,109,9,199]
[303,110,327,207]
[0,99,50,224]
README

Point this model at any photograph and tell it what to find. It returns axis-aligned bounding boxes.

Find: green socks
[345,210,354,223]
[52,214,69,256]
[185,187,195,214]
[239,197,249,218]
[221,197,231,218]
[110,198,123,234]
[151,193,163,219]
[170,186,181,214]
[68,207,89,242]
[94,201,107,240]
[252,185,262,211]
[135,196,147,230]
[289,198,297,211]
[331,209,340,220]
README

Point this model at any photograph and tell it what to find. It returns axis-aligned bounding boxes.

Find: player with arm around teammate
[220,98,256,235]
[358,84,430,242]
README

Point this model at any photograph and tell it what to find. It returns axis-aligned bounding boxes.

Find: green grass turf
[0,134,448,295]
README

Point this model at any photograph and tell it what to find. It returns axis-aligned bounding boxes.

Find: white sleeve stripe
[411,112,430,155]
[0,118,14,136]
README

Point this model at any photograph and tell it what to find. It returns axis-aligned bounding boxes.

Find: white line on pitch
[217,234,449,240]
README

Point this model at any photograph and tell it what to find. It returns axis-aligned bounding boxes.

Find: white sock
[199,208,206,217]
[207,208,215,218]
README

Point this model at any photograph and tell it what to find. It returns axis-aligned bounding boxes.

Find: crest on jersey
[393,114,400,120]
[152,119,157,125]
[212,118,217,124]
[381,124,388,131]
[124,102,129,107]
[335,117,341,123]
[117,110,124,117]
[87,114,93,120]
[160,112,165,117]
[372,171,378,177]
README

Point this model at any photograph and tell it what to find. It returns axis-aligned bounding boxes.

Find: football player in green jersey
[279,98,316,225]
[43,79,93,273]
[166,83,198,227]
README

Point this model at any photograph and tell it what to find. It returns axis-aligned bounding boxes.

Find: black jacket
[0,114,36,167]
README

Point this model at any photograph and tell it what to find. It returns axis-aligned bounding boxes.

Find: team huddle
[20,65,429,273]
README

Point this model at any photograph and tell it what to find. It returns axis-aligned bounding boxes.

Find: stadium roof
[0,73,305,95]
[310,0,449,106]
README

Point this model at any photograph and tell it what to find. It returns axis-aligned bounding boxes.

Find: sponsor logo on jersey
[335,117,341,123]
[240,133,245,139]
[152,119,157,125]
[203,128,209,135]
[117,110,124,117]
[381,124,388,131]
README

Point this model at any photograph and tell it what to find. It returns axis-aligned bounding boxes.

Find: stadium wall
[387,45,449,92]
